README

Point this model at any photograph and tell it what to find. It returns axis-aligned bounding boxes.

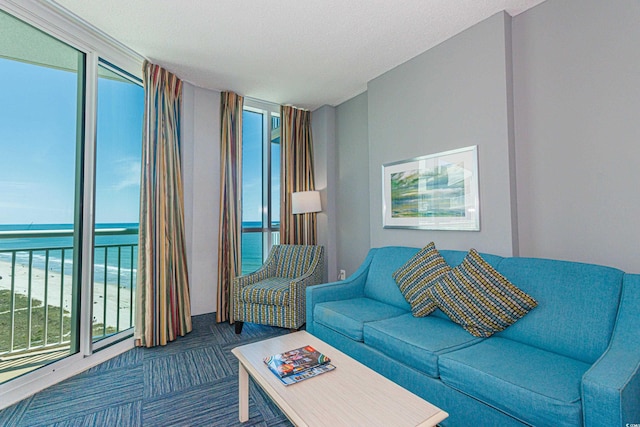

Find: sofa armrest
[306,249,377,334]
[582,273,640,427]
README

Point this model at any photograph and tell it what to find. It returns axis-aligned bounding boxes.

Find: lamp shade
[291,191,321,214]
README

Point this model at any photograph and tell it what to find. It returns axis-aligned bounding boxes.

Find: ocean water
[241,221,272,275]
[0,223,138,287]
[0,222,269,286]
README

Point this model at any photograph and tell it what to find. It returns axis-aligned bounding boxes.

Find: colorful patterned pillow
[392,242,451,317]
[425,249,538,337]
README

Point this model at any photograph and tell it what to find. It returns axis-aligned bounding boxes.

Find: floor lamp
[291,190,321,245]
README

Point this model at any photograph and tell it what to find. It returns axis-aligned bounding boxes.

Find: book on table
[264,344,335,385]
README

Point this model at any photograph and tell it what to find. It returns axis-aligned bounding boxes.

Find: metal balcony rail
[0,227,138,357]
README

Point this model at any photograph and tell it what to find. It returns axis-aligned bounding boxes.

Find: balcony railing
[0,227,137,358]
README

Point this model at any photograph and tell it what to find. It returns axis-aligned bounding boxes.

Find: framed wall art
[382,145,480,230]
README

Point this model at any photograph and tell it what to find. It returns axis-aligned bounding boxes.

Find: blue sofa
[306,246,640,427]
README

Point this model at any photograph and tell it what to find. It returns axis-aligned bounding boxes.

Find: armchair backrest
[272,244,324,278]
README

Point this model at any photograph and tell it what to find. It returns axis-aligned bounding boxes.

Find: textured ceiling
[52,0,546,110]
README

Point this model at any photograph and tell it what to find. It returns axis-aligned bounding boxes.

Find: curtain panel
[280,106,317,245]
[217,91,244,323]
[135,61,192,347]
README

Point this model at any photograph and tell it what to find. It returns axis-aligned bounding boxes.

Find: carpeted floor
[0,314,293,426]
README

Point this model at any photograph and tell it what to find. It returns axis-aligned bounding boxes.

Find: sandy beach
[0,259,134,331]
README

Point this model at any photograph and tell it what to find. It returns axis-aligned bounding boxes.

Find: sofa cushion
[363,313,482,378]
[313,298,406,341]
[240,277,290,305]
[426,249,537,337]
[438,337,589,427]
[392,242,451,317]
[363,246,418,311]
[495,257,624,364]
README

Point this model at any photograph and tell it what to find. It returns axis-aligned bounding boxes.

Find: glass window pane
[271,141,280,228]
[270,113,281,229]
[241,232,263,275]
[241,104,279,271]
[0,9,84,383]
[242,110,265,274]
[242,110,264,229]
[92,63,143,342]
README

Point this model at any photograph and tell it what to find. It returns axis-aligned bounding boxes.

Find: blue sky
[242,110,263,223]
[0,58,143,226]
[242,110,280,225]
[0,55,274,228]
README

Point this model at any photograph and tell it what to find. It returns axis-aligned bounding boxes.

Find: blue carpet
[0,314,293,426]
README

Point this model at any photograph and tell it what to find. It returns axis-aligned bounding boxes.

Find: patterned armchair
[233,244,325,334]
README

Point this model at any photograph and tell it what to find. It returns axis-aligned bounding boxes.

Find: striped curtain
[216,92,243,323]
[135,61,192,348]
[280,106,317,245]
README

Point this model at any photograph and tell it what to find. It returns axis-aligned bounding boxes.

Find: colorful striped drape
[280,106,317,245]
[216,92,243,323]
[135,61,192,347]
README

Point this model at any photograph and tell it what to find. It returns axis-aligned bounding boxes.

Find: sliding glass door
[0,8,144,384]
[92,63,144,346]
[0,8,85,382]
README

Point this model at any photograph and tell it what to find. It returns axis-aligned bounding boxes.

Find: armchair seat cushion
[240,277,291,305]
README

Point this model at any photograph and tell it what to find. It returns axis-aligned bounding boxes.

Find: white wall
[367,12,517,256]
[512,0,640,272]
[182,83,220,315]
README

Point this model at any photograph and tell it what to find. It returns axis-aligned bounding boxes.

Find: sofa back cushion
[440,250,503,269]
[364,247,416,310]
[495,257,624,364]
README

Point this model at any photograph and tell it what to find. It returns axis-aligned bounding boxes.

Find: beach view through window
[241,102,280,274]
[0,9,85,382]
[92,63,143,343]
[0,9,143,383]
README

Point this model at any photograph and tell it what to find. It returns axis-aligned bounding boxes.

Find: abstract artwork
[382,146,479,230]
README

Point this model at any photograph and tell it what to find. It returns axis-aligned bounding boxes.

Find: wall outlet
[339,269,346,280]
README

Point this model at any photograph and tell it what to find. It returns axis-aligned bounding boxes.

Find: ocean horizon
[0,222,267,286]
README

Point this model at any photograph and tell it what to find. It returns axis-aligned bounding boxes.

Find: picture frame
[382,145,480,230]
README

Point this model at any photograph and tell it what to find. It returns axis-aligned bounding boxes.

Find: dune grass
[0,289,116,354]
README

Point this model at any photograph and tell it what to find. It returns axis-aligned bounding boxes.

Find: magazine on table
[264,344,335,385]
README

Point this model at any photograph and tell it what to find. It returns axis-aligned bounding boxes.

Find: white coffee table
[231,331,448,426]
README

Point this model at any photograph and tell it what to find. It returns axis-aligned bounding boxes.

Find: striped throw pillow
[425,249,538,337]
[392,242,451,317]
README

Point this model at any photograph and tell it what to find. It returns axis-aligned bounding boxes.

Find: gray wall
[335,92,371,277]
[512,0,640,272]
[367,12,517,256]
[334,0,640,273]
[312,105,338,282]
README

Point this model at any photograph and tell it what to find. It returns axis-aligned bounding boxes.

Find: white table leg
[238,361,249,422]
